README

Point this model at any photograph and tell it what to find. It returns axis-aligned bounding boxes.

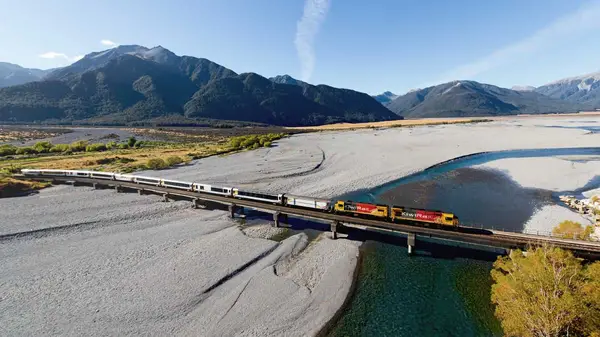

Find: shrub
[133,140,144,148]
[229,137,243,149]
[0,145,17,156]
[106,141,117,150]
[118,143,129,149]
[263,141,272,147]
[553,220,593,240]
[146,158,167,170]
[251,142,260,149]
[165,156,183,166]
[127,136,137,148]
[85,143,107,152]
[49,144,70,153]
[15,147,36,155]
[69,140,88,152]
[33,141,53,153]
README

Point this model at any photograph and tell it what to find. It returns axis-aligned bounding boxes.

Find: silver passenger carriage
[232,188,283,204]
[133,176,161,186]
[193,183,232,196]
[161,179,193,191]
[284,194,331,211]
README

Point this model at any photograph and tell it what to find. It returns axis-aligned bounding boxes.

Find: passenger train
[21,169,460,228]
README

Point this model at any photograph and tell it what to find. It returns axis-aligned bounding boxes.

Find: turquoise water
[328,147,600,337]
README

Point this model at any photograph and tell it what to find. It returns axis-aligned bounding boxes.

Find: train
[21,169,460,229]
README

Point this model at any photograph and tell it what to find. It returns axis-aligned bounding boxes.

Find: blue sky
[1,0,600,95]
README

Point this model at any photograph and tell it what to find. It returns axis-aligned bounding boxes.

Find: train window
[198,186,204,190]
[445,217,453,221]
[211,187,224,193]
[76,172,87,176]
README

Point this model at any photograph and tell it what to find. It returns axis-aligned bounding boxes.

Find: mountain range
[0,46,397,126]
[1,44,599,125]
[0,62,54,88]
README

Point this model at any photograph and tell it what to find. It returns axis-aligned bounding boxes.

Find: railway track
[16,175,600,259]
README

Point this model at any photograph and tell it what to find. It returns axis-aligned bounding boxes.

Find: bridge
[17,175,600,259]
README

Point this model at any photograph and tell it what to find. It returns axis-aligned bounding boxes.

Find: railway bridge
[18,175,600,259]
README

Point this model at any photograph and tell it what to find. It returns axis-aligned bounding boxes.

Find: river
[327,147,600,337]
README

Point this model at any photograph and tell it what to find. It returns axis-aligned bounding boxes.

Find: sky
[1,0,600,95]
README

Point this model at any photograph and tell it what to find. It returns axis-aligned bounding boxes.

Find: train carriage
[233,188,283,204]
[284,194,331,211]
[133,176,161,186]
[66,170,91,178]
[89,171,115,180]
[390,206,458,227]
[161,179,193,191]
[193,183,233,197]
[333,200,388,219]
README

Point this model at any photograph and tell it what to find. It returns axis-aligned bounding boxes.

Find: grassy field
[0,129,286,197]
[286,117,492,131]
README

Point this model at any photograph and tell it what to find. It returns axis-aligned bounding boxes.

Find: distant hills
[534,71,600,108]
[385,81,586,118]
[0,46,398,126]
[0,62,54,88]
[372,91,398,104]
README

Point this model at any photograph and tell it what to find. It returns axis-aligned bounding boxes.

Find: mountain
[511,85,536,92]
[0,46,398,126]
[386,80,585,118]
[269,74,308,87]
[373,91,398,104]
[535,71,600,108]
[0,62,53,88]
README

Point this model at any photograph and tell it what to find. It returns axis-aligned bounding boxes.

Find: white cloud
[38,52,83,62]
[101,39,117,47]
[38,52,69,60]
[424,0,600,87]
[294,0,331,82]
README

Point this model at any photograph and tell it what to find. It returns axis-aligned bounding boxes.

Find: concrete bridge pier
[229,204,236,218]
[192,198,206,209]
[163,193,170,202]
[93,183,99,189]
[138,189,144,196]
[115,185,123,193]
[331,220,339,239]
[273,212,281,227]
[407,233,416,255]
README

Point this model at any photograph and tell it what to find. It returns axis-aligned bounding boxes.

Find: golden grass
[286,117,491,131]
[0,142,230,173]
[0,128,64,142]
[0,176,50,197]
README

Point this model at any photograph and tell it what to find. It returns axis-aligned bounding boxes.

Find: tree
[127,136,137,148]
[33,141,53,153]
[553,220,593,240]
[491,245,600,337]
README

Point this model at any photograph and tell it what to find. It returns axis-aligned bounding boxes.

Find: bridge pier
[138,189,144,196]
[93,183,99,190]
[163,193,169,202]
[229,204,236,218]
[115,185,123,193]
[407,233,416,255]
[331,220,339,239]
[192,198,206,209]
[273,212,281,227]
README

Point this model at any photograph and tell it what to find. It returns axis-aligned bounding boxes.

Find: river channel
[328,147,600,337]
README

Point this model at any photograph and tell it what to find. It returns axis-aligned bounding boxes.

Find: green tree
[69,140,88,152]
[33,141,53,153]
[491,245,600,337]
[553,220,594,240]
[15,147,36,155]
[0,144,17,156]
[127,136,137,148]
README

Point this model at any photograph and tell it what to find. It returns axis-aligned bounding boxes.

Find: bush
[118,143,130,149]
[49,144,70,153]
[127,136,137,148]
[553,220,594,240]
[33,141,53,153]
[165,156,183,166]
[251,142,260,149]
[263,141,272,147]
[0,145,17,156]
[491,246,600,337]
[15,147,36,155]
[106,141,117,150]
[146,158,167,170]
[85,143,107,152]
[69,140,88,152]
[133,140,144,148]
